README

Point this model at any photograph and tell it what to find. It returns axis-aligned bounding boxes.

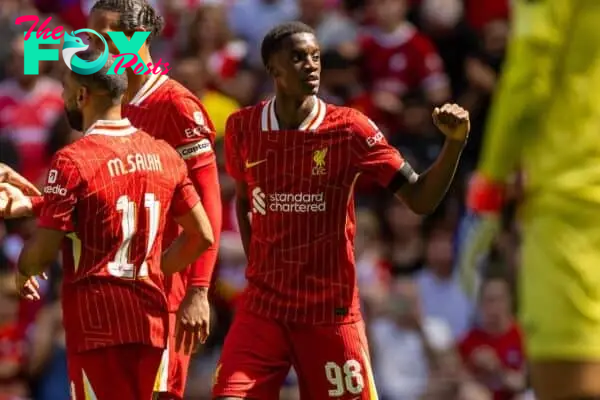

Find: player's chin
[302,81,320,95]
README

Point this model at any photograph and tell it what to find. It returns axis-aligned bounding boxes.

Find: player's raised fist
[0,183,32,219]
[432,103,470,143]
[0,163,41,196]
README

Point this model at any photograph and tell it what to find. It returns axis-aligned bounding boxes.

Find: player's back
[493,0,600,205]
[54,120,186,352]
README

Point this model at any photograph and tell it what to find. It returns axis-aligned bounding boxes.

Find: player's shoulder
[161,78,202,106]
[325,104,371,129]
[225,101,265,131]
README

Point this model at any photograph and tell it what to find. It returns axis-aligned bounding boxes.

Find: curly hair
[91,0,165,43]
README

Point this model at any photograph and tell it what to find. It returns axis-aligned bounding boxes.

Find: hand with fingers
[174,289,211,356]
[0,183,34,219]
[432,103,470,143]
[0,163,41,196]
[16,271,48,301]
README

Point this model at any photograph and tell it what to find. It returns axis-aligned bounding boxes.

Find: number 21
[107,193,160,279]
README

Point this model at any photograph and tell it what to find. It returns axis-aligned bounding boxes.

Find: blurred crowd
[0,0,530,399]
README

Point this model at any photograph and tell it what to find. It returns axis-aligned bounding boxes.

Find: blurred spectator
[417,224,473,340]
[298,0,358,52]
[0,35,64,186]
[382,201,424,272]
[351,0,450,137]
[319,50,361,106]
[459,276,526,400]
[228,0,298,68]
[465,0,510,32]
[0,292,28,399]
[459,18,509,170]
[371,277,454,400]
[171,57,240,139]
[180,0,257,105]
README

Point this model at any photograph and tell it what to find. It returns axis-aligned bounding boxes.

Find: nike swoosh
[245,159,266,169]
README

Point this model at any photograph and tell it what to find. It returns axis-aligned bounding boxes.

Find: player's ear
[76,86,89,108]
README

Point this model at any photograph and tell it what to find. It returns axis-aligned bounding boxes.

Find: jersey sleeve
[38,152,82,232]
[167,92,217,170]
[170,157,201,217]
[351,110,416,189]
[224,114,245,181]
[477,0,571,182]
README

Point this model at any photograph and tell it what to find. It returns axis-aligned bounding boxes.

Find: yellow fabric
[475,0,600,359]
[201,90,240,140]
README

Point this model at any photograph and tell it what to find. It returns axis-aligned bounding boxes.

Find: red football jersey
[38,119,200,353]
[122,73,218,311]
[458,323,525,400]
[225,97,407,324]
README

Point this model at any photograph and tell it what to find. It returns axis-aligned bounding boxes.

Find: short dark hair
[71,50,128,105]
[260,21,316,67]
[91,0,165,43]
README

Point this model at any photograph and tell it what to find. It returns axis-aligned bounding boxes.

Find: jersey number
[325,360,364,397]
[107,193,160,279]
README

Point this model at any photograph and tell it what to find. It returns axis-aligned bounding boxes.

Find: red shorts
[67,344,163,400]
[212,311,378,400]
[156,312,192,399]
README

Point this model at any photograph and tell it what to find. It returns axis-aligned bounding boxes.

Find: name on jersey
[251,187,326,215]
[177,139,212,160]
[107,153,163,178]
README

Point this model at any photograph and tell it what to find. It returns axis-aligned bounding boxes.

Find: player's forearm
[186,163,222,287]
[161,231,213,275]
[396,139,464,215]
[17,235,57,277]
[235,196,252,258]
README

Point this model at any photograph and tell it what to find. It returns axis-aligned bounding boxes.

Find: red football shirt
[225,97,406,324]
[38,119,200,353]
[458,322,525,400]
[122,73,220,311]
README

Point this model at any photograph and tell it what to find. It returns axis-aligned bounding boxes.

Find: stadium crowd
[0,0,529,399]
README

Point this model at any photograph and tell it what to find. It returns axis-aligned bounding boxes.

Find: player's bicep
[38,154,81,232]
[169,95,216,170]
[352,114,418,190]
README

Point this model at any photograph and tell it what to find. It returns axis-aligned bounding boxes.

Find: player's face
[269,33,321,97]
[61,72,86,131]
[88,9,128,56]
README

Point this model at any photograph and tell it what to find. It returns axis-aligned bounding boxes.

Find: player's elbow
[197,223,215,253]
[406,200,439,215]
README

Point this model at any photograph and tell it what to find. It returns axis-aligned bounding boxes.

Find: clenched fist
[432,103,470,143]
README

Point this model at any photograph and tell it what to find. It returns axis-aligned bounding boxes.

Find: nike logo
[245,159,266,169]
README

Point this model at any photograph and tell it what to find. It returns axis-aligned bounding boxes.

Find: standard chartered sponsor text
[268,192,326,213]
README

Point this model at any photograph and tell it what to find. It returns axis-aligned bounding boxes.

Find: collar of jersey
[129,70,169,107]
[261,96,326,131]
[85,118,137,136]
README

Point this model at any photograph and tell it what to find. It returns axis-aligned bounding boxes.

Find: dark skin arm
[16,228,62,299]
[396,104,469,215]
[234,181,252,258]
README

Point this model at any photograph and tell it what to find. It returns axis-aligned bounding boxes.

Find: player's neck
[273,94,315,130]
[123,52,154,104]
[83,106,124,132]
[124,70,151,105]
